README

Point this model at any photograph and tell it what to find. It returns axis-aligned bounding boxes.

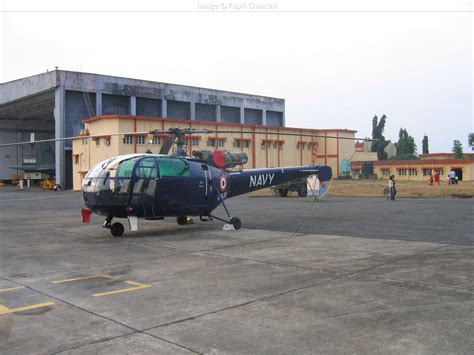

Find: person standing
[389,175,397,201]
[449,170,456,185]
[428,170,434,186]
[434,171,440,186]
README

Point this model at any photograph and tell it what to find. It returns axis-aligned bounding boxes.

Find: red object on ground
[81,208,92,223]
[212,150,226,169]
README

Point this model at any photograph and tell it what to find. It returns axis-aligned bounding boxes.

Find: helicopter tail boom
[227,165,332,198]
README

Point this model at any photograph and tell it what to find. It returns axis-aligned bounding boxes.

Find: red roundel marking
[218,175,227,192]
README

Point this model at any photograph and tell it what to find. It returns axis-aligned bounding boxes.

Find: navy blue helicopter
[79,128,333,236]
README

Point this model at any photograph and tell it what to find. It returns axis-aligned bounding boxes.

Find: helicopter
[79,127,333,236]
[0,127,373,236]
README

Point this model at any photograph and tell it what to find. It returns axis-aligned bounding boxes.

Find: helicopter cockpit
[82,154,191,209]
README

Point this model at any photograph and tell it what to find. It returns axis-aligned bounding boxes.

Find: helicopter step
[145,216,164,221]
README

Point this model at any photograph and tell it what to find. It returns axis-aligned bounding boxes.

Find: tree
[452,140,464,159]
[370,114,390,160]
[422,134,429,154]
[393,128,417,160]
[469,133,474,151]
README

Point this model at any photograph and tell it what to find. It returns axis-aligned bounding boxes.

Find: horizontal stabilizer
[298,165,332,182]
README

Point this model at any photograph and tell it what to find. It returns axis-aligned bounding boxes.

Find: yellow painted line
[0,286,26,293]
[52,274,118,284]
[2,194,75,203]
[0,301,55,315]
[92,280,151,297]
[0,304,10,315]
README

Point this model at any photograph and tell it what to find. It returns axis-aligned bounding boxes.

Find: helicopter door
[156,158,190,214]
[131,157,159,218]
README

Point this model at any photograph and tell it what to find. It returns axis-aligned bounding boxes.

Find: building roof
[0,70,285,101]
[418,153,474,159]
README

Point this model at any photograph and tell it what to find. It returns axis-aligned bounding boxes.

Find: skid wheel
[298,185,308,197]
[110,222,125,237]
[230,217,242,230]
[177,215,188,225]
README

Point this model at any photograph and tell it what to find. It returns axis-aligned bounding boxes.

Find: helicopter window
[115,158,139,178]
[135,158,159,179]
[158,158,190,177]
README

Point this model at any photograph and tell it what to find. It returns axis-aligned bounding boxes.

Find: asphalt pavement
[0,187,473,354]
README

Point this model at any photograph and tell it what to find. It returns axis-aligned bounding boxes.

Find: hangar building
[0,70,286,188]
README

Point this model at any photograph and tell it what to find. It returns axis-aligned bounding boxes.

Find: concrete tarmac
[0,188,473,354]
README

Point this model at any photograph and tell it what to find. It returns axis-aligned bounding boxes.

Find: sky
[1,0,473,152]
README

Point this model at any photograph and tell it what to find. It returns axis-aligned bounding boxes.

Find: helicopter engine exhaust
[192,150,248,169]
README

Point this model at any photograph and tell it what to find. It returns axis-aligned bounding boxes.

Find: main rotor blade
[159,136,176,155]
[206,130,377,141]
[0,131,150,148]
[0,126,376,149]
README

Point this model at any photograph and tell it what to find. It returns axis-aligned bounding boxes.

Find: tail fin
[318,166,332,182]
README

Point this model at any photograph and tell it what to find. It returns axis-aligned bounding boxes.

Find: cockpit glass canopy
[82,155,190,206]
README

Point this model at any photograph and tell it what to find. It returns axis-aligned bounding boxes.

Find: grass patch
[251,179,474,198]
[329,179,474,198]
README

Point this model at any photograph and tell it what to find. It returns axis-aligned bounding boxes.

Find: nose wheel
[103,215,125,237]
[110,222,125,237]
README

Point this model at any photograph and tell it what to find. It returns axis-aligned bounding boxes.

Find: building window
[273,142,277,149]
[207,138,216,147]
[382,169,390,176]
[296,143,305,149]
[233,140,241,148]
[244,140,250,149]
[435,169,444,175]
[217,139,225,147]
[123,135,133,145]
[409,169,417,176]
[136,135,145,145]
[151,137,161,145]
[353,169,361,176]
[74,155,80,164]
[95,138,100,146]
[398,169,407,176]
[192,138,199,146]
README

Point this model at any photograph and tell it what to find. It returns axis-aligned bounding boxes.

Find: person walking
[389,175,397,201]
[428,170,434,186]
